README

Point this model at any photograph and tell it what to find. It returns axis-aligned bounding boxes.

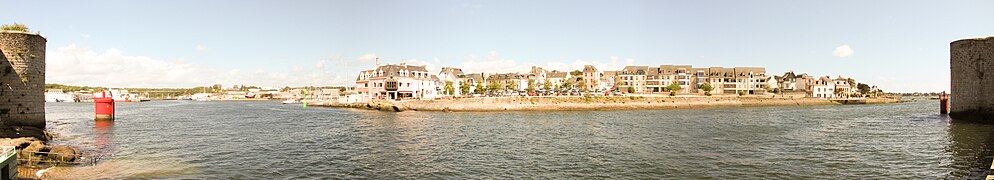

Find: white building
[355,63,439,101]
[811,76,836,98]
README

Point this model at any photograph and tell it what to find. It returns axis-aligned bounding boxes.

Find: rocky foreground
[0,123,83,179]
[310,96,902,112]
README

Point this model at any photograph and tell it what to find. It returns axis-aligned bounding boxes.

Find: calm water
[43,100,994,179]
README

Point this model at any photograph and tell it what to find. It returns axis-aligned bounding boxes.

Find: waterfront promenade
[310,95,901,112]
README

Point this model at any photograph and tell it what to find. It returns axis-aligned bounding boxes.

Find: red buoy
[94,91,115,122]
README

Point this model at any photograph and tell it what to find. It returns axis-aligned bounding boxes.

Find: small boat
[282,99,301,104]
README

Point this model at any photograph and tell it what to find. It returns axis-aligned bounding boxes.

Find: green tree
[666,82,682,96]
[578,81,587,92]
[488,81,502,93]
[475,81,485,94]
[569,70,583,76]
[506,80,518,91]
[526,79,536,92]
[627,86,635,94]
[444,81,455,95]
[562,80,573,90]
[460,81,471,95]
[700,82,713,96]
[543,79,552,91]
[857,83,871,95]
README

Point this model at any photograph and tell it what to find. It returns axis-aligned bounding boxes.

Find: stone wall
[950,37,994,120]
[0,31,46,130]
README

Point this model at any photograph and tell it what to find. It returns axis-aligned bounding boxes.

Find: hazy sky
[2,0,992,92]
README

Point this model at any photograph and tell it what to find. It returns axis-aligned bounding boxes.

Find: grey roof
[370,64,431,79]
[440,67,465,76]
[548,71,568,78]
[620,66,649,75]
[582,65,599,73]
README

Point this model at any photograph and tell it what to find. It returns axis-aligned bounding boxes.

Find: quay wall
[312,96,900,112]
[0,31,47,130]
[950,37,994,121]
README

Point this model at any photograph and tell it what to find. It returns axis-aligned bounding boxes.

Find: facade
[618,66,648,93]
[811,76,835,98]
[546,71,569,90]
[438,67,467,96]
[581,65,600,91]
[349,61,873,99]
[833,77,854,98]
[702,67,767,95]
[355,63,439,101]
[486,73,528,91]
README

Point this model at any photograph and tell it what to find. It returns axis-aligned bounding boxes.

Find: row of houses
[351,59,874,101]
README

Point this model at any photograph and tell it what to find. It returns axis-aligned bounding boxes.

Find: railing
[17,150,99,167]
[0,146,14,162]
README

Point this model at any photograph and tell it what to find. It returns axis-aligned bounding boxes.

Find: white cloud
[315,60,327,69]
[357,53,379,64]
[195,44,208,52]
[450,51,637,74]
[399,58,440,74]
[81,34,90,38]
[833,44,854,57]
[455,51,528,73]
[45,44,347,88]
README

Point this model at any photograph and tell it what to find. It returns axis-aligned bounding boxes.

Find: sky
[1,0,992,92]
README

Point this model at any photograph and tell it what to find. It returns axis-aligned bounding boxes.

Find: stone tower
[0,30,46,130]
[950,37,994,121]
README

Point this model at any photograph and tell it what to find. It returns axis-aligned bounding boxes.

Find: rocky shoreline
[309,96,902,112]
[0,124,84,179]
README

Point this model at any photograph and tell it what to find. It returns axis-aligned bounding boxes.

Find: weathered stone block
[0,31,46,130]
[950,37,994,121]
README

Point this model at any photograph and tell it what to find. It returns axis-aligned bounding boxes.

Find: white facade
[355,63,439,101]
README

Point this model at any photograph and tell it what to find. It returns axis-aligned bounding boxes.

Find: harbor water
[43,100,994,179]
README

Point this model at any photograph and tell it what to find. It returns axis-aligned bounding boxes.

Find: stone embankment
[310,96,901,112]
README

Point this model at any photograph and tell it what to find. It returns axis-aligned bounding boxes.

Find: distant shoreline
[310,96,902,112]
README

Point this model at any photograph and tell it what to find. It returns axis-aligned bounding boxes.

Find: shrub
[1,23,29,32]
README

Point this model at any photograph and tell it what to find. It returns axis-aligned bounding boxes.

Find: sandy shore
[311,96,901,112]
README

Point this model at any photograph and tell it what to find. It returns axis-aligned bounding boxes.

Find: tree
[578,81,587,92]
[562,80,573,90]
[444,81,455,95]
[570,70,583,76]
[665,82,682,96]
[282,86,291,92]
[506,80,518,91]
[527,79,536,92]
[700,82,713,96]
[460,81,471,95]
[857,83,871,95]
[627,86,635,94]
[543,79,552,91]
[475,81,486,94]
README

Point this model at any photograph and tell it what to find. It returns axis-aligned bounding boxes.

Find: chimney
[375,57,380,67]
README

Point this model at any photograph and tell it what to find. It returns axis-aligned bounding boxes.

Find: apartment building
[355,63,439,100]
